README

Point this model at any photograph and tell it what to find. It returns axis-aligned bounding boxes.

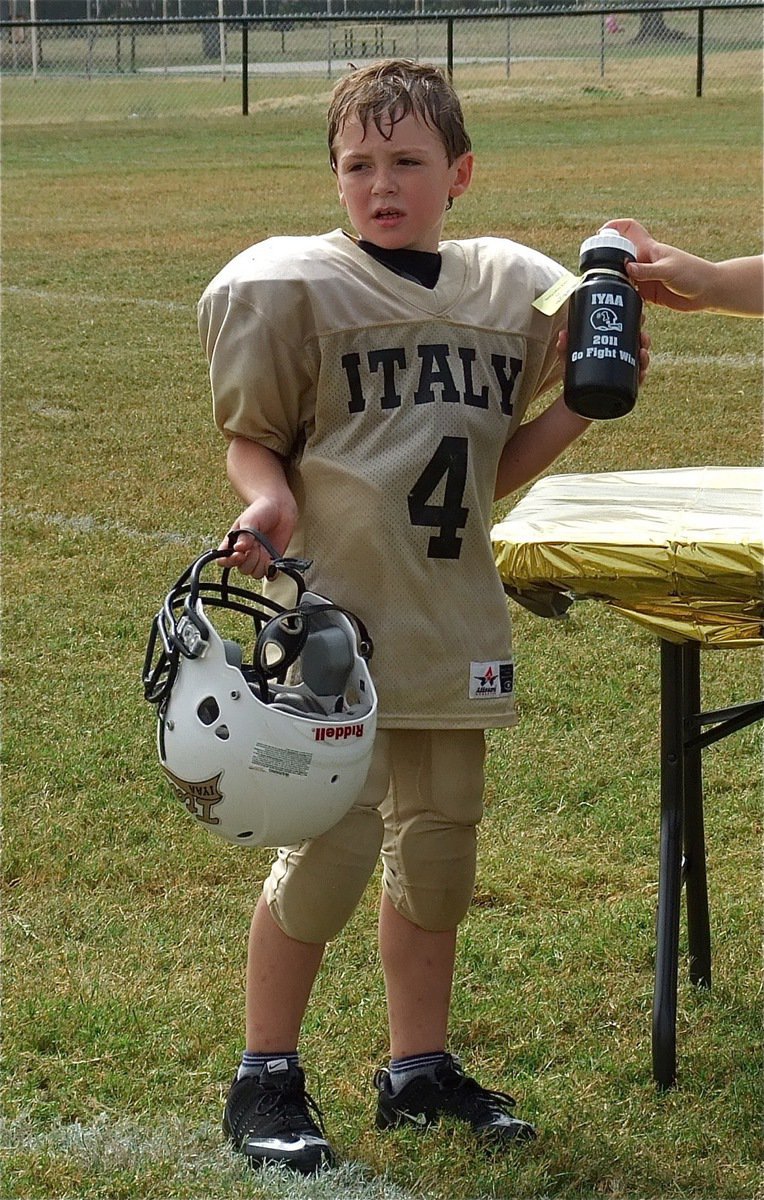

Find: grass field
[2,90,763,1200]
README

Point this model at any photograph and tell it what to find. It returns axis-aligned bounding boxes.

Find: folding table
[491,466,763,1088]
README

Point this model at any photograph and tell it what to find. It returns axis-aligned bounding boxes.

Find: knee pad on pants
[262,733,391,944]
[380,729,485,932]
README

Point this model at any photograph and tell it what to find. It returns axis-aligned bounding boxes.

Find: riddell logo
[313,724,365,741]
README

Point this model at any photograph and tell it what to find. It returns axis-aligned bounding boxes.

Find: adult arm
[603,219,764,317]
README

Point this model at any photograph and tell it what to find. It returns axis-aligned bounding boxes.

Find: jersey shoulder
[202,229,350,295]
[451,235,567,288]
[440,237,567,335]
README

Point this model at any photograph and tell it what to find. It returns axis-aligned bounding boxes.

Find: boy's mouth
[374,207,404,221]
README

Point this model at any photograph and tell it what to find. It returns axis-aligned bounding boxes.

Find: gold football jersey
[199,229,566,728]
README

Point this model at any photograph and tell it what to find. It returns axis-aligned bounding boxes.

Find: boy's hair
[328,59,471,170]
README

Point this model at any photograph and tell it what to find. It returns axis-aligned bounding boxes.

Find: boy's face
[334,111,473,254]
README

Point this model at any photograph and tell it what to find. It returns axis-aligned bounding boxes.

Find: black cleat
[374,1053,536,1143]
[223,1060,336,1174]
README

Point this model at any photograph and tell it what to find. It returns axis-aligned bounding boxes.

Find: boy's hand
[218,499,295,578]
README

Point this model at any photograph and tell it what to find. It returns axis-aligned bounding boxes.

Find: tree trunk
[632,12,691,43]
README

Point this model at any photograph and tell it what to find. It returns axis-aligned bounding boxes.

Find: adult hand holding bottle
[602,219,764,318]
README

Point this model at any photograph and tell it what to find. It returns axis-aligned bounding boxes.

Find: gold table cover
[491,466,764,647]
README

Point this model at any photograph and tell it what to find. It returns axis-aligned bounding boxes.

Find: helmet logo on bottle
[590,306,623,333]
[162,766,224,825]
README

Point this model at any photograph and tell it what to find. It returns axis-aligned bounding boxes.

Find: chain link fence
[1,4,761,124]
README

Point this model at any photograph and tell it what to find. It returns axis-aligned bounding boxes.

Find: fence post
[696,7,705,97]
[447,16,454,81]
[242,20,248,115]
[218,0,226,81]
[30,0,38,80]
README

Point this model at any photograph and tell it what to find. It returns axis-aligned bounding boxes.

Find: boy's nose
[372,170,397,195]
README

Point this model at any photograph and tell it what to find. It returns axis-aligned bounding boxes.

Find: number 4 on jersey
[407,436,468,559]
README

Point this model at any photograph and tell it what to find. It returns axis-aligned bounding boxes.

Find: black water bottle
[564,231,642,420]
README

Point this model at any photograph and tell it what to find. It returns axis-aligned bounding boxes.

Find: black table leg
[682,643,711,989]
[653,639,686,1089]
[651,641,763,1088]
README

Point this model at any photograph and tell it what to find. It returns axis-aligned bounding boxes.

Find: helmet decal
[162,765,225,826]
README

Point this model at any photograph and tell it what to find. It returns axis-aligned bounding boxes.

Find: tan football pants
[263,728,486,942]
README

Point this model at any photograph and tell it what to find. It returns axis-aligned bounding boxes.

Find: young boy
[198,59,606,1175]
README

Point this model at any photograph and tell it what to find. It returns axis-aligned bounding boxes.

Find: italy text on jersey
[341,345,523,415]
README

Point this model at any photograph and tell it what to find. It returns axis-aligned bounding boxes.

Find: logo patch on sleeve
[469,660,514,699]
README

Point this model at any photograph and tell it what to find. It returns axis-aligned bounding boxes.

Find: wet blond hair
[327,59,471,170]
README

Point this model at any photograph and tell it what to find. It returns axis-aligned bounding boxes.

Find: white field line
[2,284,761,370]
[3,504,212,549]
[3,284,189,313]
[0,1113,421,1200]
[652,351,760,369]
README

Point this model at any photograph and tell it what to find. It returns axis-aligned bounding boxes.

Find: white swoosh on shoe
[243,1135,326,1154]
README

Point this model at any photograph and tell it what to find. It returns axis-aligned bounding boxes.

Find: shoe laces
[242,1070,328,1136]
[437,1055,517,1118]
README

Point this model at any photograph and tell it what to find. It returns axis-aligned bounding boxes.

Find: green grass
[2,94,762,1200]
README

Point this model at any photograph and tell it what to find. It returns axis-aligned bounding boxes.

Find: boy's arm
[495,317,651,500]
[494,395,591,501]
[218,436,299,577]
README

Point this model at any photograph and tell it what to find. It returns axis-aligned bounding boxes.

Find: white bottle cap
[581,231,637,258]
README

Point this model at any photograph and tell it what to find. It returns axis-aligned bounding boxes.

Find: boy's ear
[337,177,347,209]
[449,152,474,203]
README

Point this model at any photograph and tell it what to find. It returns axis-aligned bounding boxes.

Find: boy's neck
[357,238,442,290]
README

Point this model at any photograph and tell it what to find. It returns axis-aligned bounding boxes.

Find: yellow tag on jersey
[532,271,581,315]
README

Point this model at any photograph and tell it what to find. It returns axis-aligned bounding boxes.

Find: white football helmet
[143,530,377,848]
